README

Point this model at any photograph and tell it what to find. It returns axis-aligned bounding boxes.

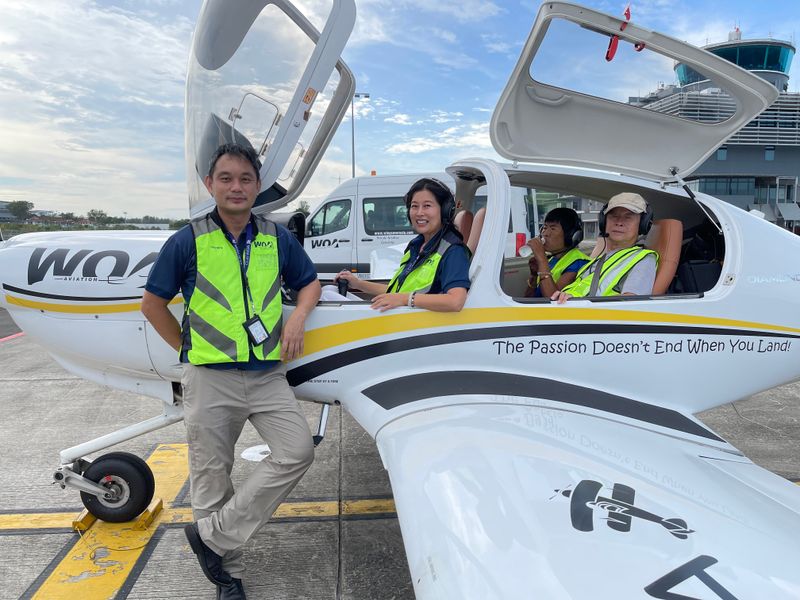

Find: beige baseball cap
[606,192,647,214]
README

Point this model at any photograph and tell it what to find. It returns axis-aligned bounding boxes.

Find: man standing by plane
[142,143,321,600]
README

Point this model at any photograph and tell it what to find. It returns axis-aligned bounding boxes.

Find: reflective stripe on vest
[562,246,658,297]
[535,247,590,289]
[185,214,282,364]
[386,238,453,294]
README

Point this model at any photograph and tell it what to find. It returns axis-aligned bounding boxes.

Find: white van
[304,172,536,280]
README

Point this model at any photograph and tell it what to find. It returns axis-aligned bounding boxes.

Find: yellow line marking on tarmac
[161,497,397,525]
[9,443,397,599]
[343,498,397,516]
[0,512,83,530]
[0,500,398,532]
[0,499,398,531]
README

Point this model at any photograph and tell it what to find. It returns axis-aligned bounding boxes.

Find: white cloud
[485,41,513,54]
[481,32,517,56]
[385,121,493,154]
[385,113,413,125]
[345,0,393,45]
[669,18,735,48]
[287,154,357,212]
[346,0,497,72]
[0,116,188,217]
[430,110,464,124]
[345,95,374,121]
[434,29,458,44]
[0,0,192,216]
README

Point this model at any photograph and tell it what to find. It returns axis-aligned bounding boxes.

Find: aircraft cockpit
[450,169,728,303]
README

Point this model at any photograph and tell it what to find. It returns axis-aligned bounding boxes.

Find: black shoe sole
[185,523,231,586]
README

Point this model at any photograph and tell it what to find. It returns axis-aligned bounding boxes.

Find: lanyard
[226,222,256,314]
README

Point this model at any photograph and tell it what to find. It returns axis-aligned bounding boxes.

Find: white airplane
[2,1,800,597]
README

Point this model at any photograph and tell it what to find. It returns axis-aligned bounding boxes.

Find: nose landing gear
[55,452,156,523]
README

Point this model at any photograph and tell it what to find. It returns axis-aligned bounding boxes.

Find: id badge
[243,315,269,346]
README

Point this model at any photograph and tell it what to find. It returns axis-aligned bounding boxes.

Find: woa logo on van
[310,238,340,249]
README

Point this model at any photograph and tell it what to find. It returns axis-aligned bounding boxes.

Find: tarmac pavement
[0,308,412,600]
[0,306,798,599]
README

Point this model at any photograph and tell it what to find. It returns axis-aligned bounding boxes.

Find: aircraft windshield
[185,1,349,217]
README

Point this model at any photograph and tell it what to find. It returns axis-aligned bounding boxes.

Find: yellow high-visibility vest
[185,214,282,364]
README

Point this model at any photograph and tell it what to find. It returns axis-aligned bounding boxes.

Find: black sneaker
[217,578,246,600]
[184,522,232,586]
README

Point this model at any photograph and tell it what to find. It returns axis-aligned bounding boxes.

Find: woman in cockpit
[524,207,589,298]
[334,177,470,312]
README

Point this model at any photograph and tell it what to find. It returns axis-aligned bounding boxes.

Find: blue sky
[0,0,798,218]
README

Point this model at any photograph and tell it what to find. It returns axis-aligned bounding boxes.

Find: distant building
[0,201,14,223]
[629,29,799,232]
[122,222,171,230]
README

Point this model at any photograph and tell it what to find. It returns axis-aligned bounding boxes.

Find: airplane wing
[374,397,800,598]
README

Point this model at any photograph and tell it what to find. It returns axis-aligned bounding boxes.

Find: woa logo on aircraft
[27,248,159,285]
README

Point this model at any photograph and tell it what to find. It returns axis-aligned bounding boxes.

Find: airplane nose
[0,237,23,311]
[0,246,10,310]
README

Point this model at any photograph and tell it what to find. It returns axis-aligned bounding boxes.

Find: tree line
[3,201,187,229]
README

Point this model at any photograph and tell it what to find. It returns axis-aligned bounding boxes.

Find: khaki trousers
[181,363,314,578]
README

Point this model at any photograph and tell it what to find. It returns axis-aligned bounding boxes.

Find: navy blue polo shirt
[145,211,317,369]
[395,234,471,294]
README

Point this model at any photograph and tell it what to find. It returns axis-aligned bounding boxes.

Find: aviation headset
[405,178,456,226]
[543,208,584,249]
[598,199,654,236]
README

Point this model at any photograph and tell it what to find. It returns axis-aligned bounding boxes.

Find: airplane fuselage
[3,158,800,598]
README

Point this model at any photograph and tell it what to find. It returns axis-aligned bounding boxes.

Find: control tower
[677,28,794,92]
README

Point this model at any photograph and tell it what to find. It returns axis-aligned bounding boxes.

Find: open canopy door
[491,2,779,183]
[185,0,356,218]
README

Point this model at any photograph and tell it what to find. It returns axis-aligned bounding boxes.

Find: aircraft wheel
[80,452,155,523]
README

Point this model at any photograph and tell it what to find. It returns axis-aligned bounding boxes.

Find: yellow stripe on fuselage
[5,294,182,314]
[302,306,800,357]
[6,292,800,355]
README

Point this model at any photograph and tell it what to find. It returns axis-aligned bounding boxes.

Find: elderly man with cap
[552,192,658,302]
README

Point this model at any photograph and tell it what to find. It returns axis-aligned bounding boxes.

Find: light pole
[351,92,369,178]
